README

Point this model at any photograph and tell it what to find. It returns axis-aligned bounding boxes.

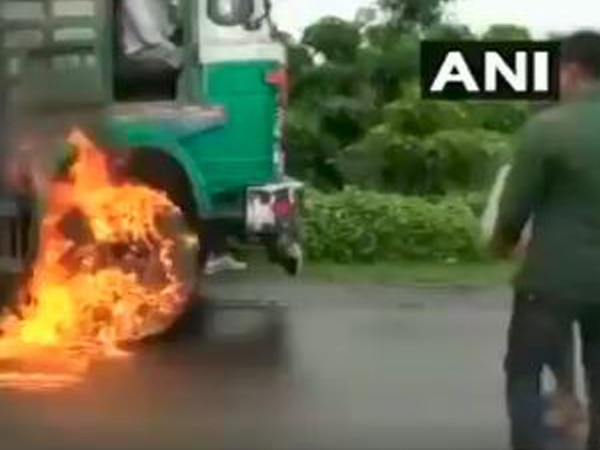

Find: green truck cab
[0,0,303,282]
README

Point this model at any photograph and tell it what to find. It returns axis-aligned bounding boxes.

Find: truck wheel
[124,149,205,341]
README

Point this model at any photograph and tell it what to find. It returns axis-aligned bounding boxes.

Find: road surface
[0,277,536,450]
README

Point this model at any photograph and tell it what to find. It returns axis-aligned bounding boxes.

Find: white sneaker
[204,254,248,275]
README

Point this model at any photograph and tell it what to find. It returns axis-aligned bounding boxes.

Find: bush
[303,188,484,263]
[423,128,512,192]
[286,107,344,189]
[339,127,512,195]
[382,95,475,137]
[463,191,490,218]
[466,101,530,134]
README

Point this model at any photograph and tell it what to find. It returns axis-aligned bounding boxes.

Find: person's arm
[491,119,549,258]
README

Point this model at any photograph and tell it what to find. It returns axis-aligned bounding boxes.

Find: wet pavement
[0,277,517,450]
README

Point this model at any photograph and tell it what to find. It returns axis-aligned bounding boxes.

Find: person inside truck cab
[115,0,183,100]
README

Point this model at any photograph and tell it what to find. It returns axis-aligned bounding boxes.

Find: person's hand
[490,232,511,259]
[512,225,531,261]
[512,240,528,261]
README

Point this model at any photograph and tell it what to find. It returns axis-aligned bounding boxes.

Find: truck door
[192,0,286,198]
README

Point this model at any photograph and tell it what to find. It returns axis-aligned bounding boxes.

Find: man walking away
[483,156,584,443]
[492,31,600,450]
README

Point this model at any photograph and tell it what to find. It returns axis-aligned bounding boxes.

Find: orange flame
[0,129,197,391]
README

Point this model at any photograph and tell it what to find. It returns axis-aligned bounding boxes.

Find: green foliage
[292,63,362,103]
[377,0,455,30]
[482,24,532,41]
[287,61,377,188]
[335,124,396,191]
[320,96,377,147]
[424,128,512,192]
[463,191,490,218]
[382,90,475,136]
[287,44,313,82]
[425,23,475,40]
[361,30,421,103]
[282,0,531,212]
[286,107,344,189]
[340,127,512,194]
[338,89,515,195]
[302,17,361,63]
[467,102,530,133]
[303,188,483,263]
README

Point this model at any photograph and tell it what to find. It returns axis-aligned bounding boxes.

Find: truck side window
[207,0,254,27]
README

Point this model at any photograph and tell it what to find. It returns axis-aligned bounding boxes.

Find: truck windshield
[207,0,255,27]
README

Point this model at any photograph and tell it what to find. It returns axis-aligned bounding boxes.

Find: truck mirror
[207,0,254,27]
[243,0,272,31]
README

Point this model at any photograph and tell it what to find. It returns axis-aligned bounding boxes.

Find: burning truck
[0,129,199,390]
[0,0,302,389]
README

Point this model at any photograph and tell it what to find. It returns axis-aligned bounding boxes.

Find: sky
[272,0,600,38]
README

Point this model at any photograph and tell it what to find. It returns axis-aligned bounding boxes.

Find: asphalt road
[0,277,527,450]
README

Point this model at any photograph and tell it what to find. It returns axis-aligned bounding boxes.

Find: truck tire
[124,148,205,340]
[124,148,201,234]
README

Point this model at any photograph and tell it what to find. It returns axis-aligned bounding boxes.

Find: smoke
[1,67,102,198]
[2,70,49,195]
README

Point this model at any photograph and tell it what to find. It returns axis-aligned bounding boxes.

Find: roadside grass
[303,260,514,287]
[234,248,513,287]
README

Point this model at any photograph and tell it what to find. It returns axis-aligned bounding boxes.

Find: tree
[292,63,363,104]
[360,30,421,104]
[302,17,361,63]
[287,106,345,190]
[287,6,525,195]
[287,43,313,99]
[339,124,512,195]
[287,61,377,188]
[382,88,475,137]
[425,23,475,40]
[336,80,513,194]
[320,96,377,147]
[365,23,400,49]
[482,24,531,41]
[466,102,530,134]
[377,0,454,30]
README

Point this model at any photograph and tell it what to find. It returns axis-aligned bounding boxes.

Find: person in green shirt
[493,31,600,450]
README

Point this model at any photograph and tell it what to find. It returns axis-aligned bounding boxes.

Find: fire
[0,129,197,391]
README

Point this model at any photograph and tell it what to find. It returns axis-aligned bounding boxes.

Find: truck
[0,0,304,305]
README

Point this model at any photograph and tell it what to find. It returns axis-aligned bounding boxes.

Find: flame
[0,129,197,391]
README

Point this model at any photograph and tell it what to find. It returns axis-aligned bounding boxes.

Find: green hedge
[338,126,512,195]
[303,188,485,263]
[464,190,491,218]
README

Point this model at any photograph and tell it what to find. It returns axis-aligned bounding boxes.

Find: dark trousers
[547,322,577,396]
[204,221,229,254]
[505,292,600,450]
[199,220,244,266]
